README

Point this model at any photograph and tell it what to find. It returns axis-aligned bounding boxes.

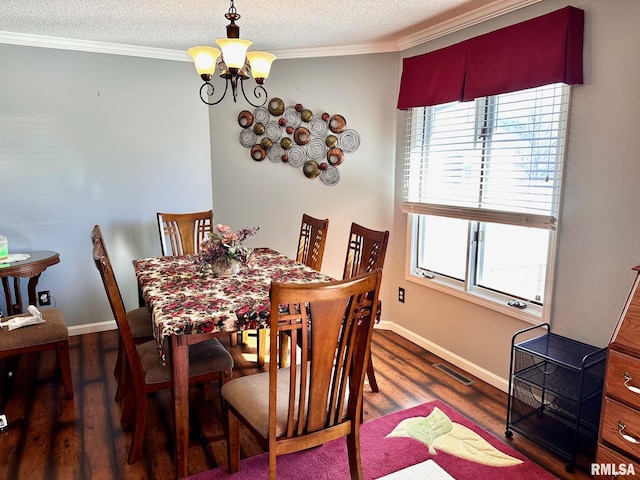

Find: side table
[0,251,60,315]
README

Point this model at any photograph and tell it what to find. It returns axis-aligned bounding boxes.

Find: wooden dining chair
[343,222,389,281]
[91,225,154,401]
[0,308,73,401]
[91,232,234,464]
[342,222,389,392]
[157,210,214,256]
[222,270,382,480]
[296,214,329,271]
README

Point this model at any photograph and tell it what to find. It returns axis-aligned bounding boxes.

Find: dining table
[134,247,333,479]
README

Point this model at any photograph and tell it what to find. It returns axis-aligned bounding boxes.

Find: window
[403,83,570,320]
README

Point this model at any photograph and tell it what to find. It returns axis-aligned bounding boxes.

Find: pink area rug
[189,400,557,479]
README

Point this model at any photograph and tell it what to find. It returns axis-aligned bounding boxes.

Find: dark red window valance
[397,6,584,110]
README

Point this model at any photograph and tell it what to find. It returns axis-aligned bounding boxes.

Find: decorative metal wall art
[237,98,361,186]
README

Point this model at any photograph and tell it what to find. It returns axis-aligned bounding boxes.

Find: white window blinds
[402,83,570,230]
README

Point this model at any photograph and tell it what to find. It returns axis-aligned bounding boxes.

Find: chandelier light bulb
[216,38,252,70]
[187,46,221,80]
[246,52,277,83]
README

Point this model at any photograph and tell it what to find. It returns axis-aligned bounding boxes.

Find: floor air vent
[432,363,474,385]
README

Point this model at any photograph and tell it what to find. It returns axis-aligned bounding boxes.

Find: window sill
[405,270,544,325]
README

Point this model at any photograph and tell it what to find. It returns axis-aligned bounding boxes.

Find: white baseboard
[375,320,509,393]
[68,320,116,336]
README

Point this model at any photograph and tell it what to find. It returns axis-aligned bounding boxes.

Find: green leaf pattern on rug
[407,406,453,454]
[386,407,523,467]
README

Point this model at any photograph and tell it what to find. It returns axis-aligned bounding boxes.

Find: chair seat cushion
[127,307,153,338]
[138,338,234,385]
[222,364,308,438]
[0,308,68,353]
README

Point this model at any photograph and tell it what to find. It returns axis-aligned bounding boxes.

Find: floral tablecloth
[134,247,333,358]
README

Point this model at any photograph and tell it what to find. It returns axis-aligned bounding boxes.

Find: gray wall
[0,45,213,326]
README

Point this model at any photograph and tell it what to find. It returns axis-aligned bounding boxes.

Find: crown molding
[397,0,544,50]
[0,1,543,61]
[0,31,188,61]
[0,30,400,61]
[272,41,401,59]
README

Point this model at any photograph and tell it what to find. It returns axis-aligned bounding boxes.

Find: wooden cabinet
[595,266,640,479]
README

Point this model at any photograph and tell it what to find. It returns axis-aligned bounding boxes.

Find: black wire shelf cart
[505,323,607,472]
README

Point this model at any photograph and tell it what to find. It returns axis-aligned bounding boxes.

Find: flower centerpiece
[196,224,260,276]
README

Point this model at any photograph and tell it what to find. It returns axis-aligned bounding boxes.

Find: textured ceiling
[0,0,541,58]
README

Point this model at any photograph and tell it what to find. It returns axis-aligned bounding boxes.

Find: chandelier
[188,0,277,107]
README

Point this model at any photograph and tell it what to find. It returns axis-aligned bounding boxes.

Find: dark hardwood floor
[0,329,594,479]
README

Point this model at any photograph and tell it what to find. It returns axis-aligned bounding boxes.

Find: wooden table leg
[257,328,267,367]
[2,277,22,315]
[170,335,190,479]
[26,273,43,308]
[1,277,12,314]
